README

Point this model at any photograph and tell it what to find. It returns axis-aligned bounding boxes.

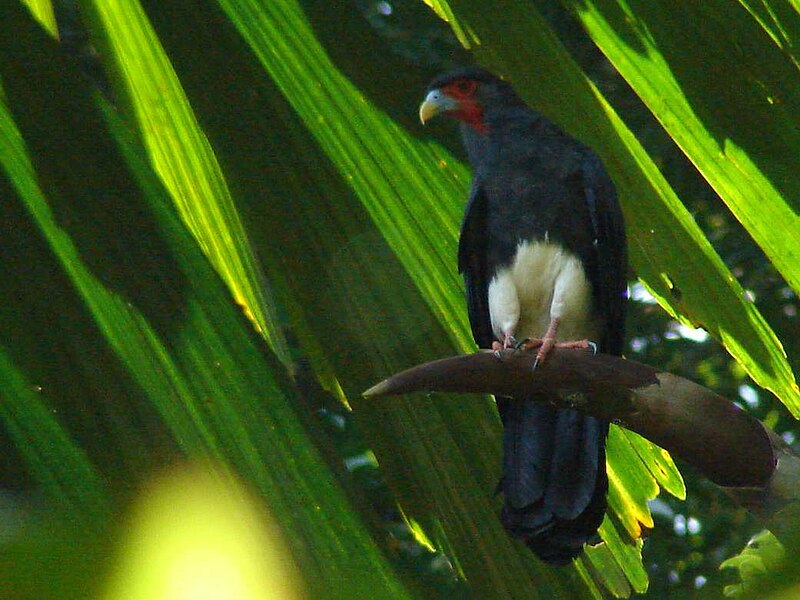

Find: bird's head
[419,67,517,133]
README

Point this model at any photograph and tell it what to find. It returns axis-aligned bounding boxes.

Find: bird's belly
[488,240,598,342]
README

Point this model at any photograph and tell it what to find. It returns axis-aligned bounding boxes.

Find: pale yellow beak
[419,89,458,125]
[419,99,440,125]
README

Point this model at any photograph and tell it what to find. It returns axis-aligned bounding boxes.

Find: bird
[419,67,627,564]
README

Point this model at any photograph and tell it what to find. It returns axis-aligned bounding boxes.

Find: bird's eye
[456,80,477,94]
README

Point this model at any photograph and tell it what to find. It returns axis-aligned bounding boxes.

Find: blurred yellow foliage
[103,464,304,600]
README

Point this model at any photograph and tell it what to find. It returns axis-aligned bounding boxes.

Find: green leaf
[119,0,701,593]
[566,0,800,311]
[427,0,798,417]
[0,349,108,520]
[84,0,291,365]
[414,0,799,591]
[606,428,657,541]
[20,0,57,36]
[738,0,800,70]
[583,541,634,598]
[597,517,647,594]
[0,5,410,597]
[7,0,777,595]
[422,0,481,47]
[213,0,475,353]
[133,0,594,596]
[720,530,785,597]
[621,429,685,501]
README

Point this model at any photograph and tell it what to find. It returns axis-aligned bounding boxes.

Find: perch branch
[364,348,800,536]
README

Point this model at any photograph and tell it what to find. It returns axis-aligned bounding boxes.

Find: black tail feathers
[498,397,609,565]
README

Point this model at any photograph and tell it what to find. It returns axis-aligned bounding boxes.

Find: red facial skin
[441,79,486,133]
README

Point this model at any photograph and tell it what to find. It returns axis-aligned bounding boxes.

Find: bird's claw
[493,334,521,358]
[496,337,596,364]
[492,340,505,359]
[514,337,530,350]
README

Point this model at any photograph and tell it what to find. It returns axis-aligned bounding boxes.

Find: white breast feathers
[487,240,598,343]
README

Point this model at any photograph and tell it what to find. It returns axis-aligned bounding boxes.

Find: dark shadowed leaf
[0,4,410,597]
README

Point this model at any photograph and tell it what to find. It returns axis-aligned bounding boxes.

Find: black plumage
[423,67,627,564]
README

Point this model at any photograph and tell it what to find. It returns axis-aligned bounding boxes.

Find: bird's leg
[532,317,560,368]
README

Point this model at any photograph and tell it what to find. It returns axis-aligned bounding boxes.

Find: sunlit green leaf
[721,530,784,597]
[20,0,57,36]
[135,0,590,596]
[0,5,411,597]
[606,428,657,540]
[428,0,798,417]
[566,0,800,320]
[622,430,685,501]
[82,0,290,365]
[583,541,634,598]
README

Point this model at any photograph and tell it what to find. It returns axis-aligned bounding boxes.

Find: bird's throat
[453,102,487,133]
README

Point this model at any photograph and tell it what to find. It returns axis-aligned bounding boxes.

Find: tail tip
[500,505,603,566]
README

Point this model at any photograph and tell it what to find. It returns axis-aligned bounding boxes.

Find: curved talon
[514,337,530,350]
[587,341,598,355]
[493,333,520,358]
[504,334,518,349]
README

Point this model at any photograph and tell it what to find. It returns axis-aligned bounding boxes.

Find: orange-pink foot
[555,339,596,351]
[534,338,597,369]
[517,337,544,351]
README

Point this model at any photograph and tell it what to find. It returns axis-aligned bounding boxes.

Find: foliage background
[1,0,798,598]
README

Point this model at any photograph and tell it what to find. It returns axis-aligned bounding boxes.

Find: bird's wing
[579,153,627,356]
[457,177,494,349]
[457,151,626,355]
